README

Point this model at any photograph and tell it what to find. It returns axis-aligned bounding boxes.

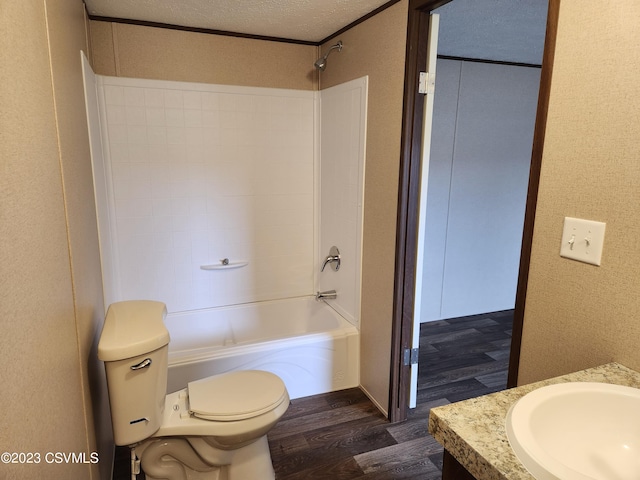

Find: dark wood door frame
[389,0,560,423]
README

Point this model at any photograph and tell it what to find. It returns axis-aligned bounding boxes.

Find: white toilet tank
[98,300,170,446]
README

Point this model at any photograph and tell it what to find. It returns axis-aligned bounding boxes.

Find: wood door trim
[507,0,560,387]
[389,0,451,423]
[390,0,559,422]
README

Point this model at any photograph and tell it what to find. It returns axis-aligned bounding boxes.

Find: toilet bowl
[98,300,289,480]
[137,371,289,480]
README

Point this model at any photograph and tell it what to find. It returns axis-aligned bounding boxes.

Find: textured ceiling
[84,0,548,61]
[84,0,392,43]
[435,0,548,65]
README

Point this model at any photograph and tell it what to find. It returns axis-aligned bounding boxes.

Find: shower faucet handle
[321,246,341,272]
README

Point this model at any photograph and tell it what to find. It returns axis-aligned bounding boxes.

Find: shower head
[314,41,343,71]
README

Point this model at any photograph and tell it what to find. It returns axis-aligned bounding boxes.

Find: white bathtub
[165,296,360,399]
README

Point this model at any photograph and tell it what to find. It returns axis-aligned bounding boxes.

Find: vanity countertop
[428,362,640,480]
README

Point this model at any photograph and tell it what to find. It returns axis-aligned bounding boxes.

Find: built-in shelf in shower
[200,262,248,271]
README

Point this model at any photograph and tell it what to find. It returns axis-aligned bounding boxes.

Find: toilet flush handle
[130,358,152,370]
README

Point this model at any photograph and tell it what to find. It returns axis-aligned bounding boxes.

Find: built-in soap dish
[200,259,248,270]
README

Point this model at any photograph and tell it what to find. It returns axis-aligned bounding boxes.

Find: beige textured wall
[89,20,317,90]
[518,1,640,384]
[319,0,409,414]
[46,2,112,478]
[0,1,108,478]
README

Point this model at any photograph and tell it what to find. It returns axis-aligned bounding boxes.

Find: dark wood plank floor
[269,310,513,479]
[113,310,513,479]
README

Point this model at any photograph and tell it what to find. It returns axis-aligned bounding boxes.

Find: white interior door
[409,13,439,408]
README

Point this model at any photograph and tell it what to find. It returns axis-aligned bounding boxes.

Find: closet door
[440,61,540,318]
[420,59,461,322]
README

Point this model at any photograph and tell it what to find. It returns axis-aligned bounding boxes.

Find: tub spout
[316,290,337,301]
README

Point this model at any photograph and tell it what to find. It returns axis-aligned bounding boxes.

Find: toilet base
[139,435,275,480]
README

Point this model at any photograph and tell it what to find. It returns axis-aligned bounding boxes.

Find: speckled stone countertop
[428,362,640,480]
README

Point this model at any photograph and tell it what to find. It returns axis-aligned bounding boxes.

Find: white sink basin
[506,382,640,480]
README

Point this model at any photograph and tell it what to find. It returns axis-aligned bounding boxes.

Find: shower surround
[98,77,316,311]
[84,57,367,398]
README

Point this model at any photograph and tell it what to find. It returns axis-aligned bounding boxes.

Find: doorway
[389,0,559,422]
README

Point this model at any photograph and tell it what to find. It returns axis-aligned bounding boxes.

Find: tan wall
[0,1,108,478]
[89,20,318,90]
[319,0,409,414]
[518,1,640,384]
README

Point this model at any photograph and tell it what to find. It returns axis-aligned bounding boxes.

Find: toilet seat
[187,370,288,422]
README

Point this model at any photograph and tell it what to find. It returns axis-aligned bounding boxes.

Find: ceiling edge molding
[86,0,404,47]
[318,0,403,44]
[86,15,318,45]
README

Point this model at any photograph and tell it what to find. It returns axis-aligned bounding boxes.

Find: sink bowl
[506,382,640,480]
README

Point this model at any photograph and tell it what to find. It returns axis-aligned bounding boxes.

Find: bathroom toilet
[98,300,289,480]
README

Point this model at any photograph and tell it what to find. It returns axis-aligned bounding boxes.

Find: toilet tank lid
[98,300,169,361]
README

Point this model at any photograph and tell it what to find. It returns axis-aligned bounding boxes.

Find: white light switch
[560,217,606,266]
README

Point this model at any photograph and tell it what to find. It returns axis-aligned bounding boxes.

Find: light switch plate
[560,217,606,266]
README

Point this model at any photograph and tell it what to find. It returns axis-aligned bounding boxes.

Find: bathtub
[165,296,360,399]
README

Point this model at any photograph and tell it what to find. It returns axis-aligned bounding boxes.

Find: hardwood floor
[113,310,513,479]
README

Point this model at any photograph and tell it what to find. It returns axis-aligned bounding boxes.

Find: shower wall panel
[318,77,367,328]
[95,75,316,313]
